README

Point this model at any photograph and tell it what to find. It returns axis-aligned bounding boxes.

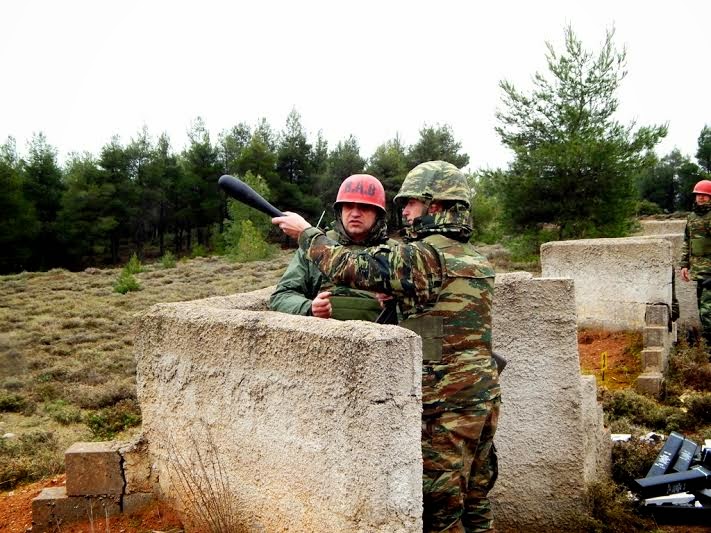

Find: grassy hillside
[0,252,292,489]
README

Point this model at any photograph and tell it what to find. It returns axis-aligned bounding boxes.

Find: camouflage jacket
[269,228,394,316]
[680,204,711,279]
[298,225,500,412]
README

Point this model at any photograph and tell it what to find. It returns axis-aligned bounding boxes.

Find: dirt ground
[578,329,643,389]
[0,475,183,533]
[0,329,706,532]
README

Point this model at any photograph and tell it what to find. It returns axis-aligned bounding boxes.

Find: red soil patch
[577,329,644,389]
[0,475,183,533]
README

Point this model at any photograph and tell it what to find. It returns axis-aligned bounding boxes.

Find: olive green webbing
[399,315,444,362]
[329,295,382,322]
[691,237,711,256]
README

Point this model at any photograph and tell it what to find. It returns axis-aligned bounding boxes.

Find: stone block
[540,237,673,330]
[643,326,667,348]
[119,436,156,494]
[32,486,120,532]
[637,372,664,396]
[645,304,669,327]
[122,492,154,515]
[641,348,664,371]
[65,441,124,496]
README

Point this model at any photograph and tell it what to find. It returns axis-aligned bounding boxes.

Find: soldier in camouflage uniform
[273,161,500,532]
[270,174,394,322]
[680,179,711,347]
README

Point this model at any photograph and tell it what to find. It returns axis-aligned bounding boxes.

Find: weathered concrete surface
[134,278,610,532]
[65,441,123,496]
[491,274,611,531]
[637,219,687,236]
[541,237,673,330]
[135,300,423,533]
[32,486,120,532]
[634,220,700,331]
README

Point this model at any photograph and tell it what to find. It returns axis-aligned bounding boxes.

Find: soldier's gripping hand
[681,267,690,282]
[272,212,312,240]
[311,291,332,318]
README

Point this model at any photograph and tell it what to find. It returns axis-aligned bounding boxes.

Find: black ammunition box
[634,466,711,498]
[672,438,699,472]
[646,431,685,477]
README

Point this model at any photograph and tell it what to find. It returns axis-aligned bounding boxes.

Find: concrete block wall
[541,237,673,331]
[130,277,610,532]
[637,219,688,235]
[32,439,156,532]
[636,221,699,332]
[491,273,611,531]
[135,299,423,533]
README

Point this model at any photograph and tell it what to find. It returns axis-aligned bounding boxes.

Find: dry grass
[0,251,292,488]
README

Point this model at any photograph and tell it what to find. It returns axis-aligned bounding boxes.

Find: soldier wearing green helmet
[272,160,500,532]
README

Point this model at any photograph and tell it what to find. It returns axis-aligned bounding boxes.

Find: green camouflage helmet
[394,160,472,208]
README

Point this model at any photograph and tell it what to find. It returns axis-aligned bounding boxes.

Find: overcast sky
[2,0,710,171]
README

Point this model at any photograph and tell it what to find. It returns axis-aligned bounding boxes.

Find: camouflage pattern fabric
[697,280,711,346]
[394,160,473,207]
[681,204,711,344]
[680,203,711,278]
[269,228,393,318]
[299,223,500,532]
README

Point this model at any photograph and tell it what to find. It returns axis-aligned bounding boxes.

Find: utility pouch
[329,296,382,322]
[399,315,444,362]
[691,237,711,256]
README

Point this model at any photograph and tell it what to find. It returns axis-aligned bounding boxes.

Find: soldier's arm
[269,249,322,315]
[298,227,442,305]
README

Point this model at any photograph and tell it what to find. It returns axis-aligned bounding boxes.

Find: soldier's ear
[428,202,444,214]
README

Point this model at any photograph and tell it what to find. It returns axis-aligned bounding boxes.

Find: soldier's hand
[375,292,393,309]
[272,212,312,240]
[311,291,332,318]
[681,267,690,282]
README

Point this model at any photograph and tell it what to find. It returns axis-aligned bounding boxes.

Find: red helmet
[334,174,386,213]
[693,180,711,196]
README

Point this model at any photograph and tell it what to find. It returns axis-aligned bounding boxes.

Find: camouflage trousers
[422,397,501,533]
[696,278,711,346]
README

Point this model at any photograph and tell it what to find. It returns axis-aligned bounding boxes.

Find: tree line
[0,115,468,274]
[2,25,709,275]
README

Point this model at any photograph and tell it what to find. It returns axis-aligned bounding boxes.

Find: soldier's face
[696,194,711,205]
[341,202,378,242]
[402,198,427,225]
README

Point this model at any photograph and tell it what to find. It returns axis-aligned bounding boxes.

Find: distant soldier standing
[680,179,711,349]
[272,161,500,532]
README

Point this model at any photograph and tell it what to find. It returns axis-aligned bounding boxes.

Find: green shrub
[635,200,663,216]
[86,399,142,439]
[113,269,140,294]
[231,220,277,263]
[44,399,82,425]
[0,430,63,489]
[470,194,504,244]
[684,392,711,426]
[125,252,143,274]
[209,223,226,255]
[584,479,650,532]
[601,389,688,433]
[666,340,711,392]
[160,250,177,269]
[190,244,208,258]
[0,393,27,412]
[610,439,662,487]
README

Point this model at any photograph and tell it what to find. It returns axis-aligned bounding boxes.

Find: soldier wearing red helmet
[269,174,394,321]
[680,179,711,348]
